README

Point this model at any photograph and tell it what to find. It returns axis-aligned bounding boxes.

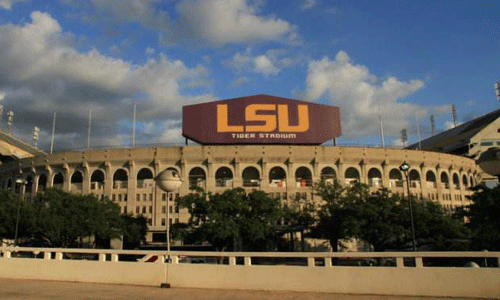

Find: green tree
[121,214,148,249]
[312,180,362,251]
[28,189,123,248]
[463,184,500,251]
[313,182,469,252]
[176,188,281,251]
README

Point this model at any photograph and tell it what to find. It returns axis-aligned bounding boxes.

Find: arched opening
[53,173,64,189]
[367,168,382,187]
[389,168,403,188]
[90,170,105,190]
[440,172,449,189]
[452,173,460,189]
[295,167,312,187]
[189,167,206,189]
[470,176,474,187]
[320,167,336,185]
[113,169,128,189]
[269,166,286,187]
[137,168,154,188]
[345,167,360,186]
[71,171,83,191]
[25,175,33,194]
[462,174,468,187]
[216,167,233,187]
[242,166,260,187]
[426,171,437,188]
[38,174,47,192]
[409,170,420,188]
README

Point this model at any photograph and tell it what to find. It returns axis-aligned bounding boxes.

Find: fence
[1,246,499,298]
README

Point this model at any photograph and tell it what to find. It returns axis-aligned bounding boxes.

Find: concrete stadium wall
[0,145,480,241]
[1,246,499,299]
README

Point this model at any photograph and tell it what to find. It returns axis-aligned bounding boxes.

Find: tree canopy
[462,184,500,251]
[0,188,147,249]
[313,181,469,251]
[175,188,281,251]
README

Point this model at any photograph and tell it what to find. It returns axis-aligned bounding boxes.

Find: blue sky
[0,0,498,150]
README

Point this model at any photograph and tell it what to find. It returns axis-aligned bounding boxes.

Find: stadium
[0,95,480,243]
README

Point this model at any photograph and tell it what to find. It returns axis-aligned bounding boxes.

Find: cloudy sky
[0,0,499,150]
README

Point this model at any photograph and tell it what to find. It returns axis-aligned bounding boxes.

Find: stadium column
[232,158,242,188]
[33,174,39,194]
[417,163,426,200]
[360,159,367,185]
[62,162,70,192]
[82,161,90,194]
[128,159,136,218]
[45,165,53,188]
[261,157,269,191]
[336,158,344,186]
[435,164,443,204]
[153,158,160,227]
[381,160,389,189]
[104,161,112,198]
[286,159,294,201]
[206,158,215,191]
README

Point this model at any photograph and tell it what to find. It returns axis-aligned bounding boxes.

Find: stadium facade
[0,95,480,243]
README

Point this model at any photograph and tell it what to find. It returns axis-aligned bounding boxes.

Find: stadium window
[162,193,166,201]
[148,219,152,226]
[136,207,139,214]
[149,206,153,213]
[162,206,166,213]
[136,194,140,201]
[169,219,173,226]
[142,207,146,214]
[123,207,127,214]
[175,205,179,213]
[169,206,173,213]
[118,194,122,201]
[142,194,146,201]
[175,218,179,224]
[161,218,165,226]
[149,193,153,201]
[124,194,127,201]
[112,194,116,201]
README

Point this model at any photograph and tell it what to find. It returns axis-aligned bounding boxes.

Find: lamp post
[399,162,417,252]
[13,158,26,247]
[155,169,182,288]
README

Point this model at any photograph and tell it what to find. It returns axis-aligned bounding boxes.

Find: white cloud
[229,76,250,88]
[301,0,317,10]
[173,0,298,45]
[85,0,299,46]
[253,55,280,76]
[0,12,214,149]
[224,48,300,77]
[305,51,426,138]
[0,0,28,10]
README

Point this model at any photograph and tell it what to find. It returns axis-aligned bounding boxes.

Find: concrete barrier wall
[1,246,499,299]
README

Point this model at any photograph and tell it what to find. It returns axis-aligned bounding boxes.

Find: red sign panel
[182,94,341,145]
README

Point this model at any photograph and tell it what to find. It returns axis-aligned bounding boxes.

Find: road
[0,278,484,300]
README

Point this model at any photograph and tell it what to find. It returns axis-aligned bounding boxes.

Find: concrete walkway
[0,279,485,300]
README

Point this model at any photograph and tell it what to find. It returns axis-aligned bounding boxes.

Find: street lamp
[399,162,417,252]
[155,168,182,288]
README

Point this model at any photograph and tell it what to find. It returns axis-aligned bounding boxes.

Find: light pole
[399,162,417,252]
[155,168,182,288]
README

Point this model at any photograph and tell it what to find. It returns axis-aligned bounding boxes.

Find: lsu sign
[182,94,341,145]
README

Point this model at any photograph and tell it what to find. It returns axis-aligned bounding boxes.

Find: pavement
[0,278,485,300]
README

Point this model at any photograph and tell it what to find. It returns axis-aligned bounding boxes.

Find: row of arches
[2,165,477,192]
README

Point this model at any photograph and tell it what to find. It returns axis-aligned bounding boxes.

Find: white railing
[1,246,499,298]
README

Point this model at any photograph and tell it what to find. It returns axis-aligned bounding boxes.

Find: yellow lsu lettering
[217,104,309,133]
